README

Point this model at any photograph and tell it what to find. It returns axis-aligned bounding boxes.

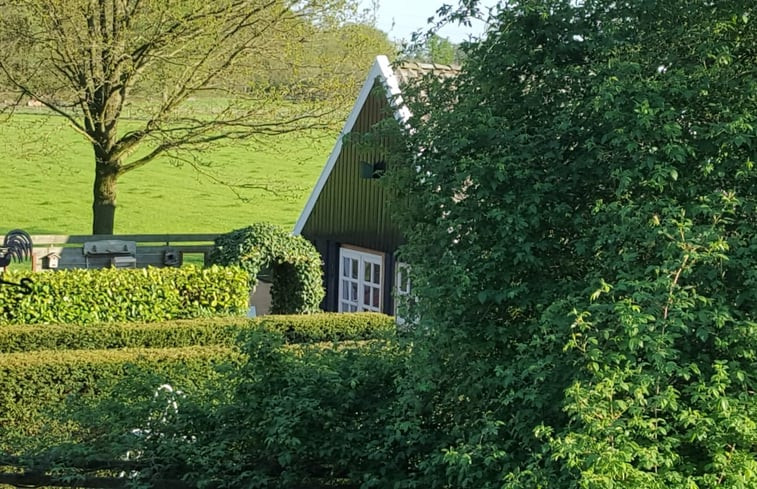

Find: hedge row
[0,313,396,353]
[0,266,250,325]
[0,345,242,445]
[256,312,395,343]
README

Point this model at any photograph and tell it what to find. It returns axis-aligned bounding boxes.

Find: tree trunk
[92,159,119,235]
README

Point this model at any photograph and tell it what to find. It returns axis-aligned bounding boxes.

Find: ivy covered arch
[209,223,324,314]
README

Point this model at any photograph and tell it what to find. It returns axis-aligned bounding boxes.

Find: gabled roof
[292,55,459,236]
[393,60,460,85]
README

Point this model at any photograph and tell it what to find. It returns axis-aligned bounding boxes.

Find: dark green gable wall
[302,80,403,312]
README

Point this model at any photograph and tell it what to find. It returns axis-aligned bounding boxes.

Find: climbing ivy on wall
[209,223,324,314]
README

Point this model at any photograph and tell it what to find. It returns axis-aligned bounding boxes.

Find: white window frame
[338,248,383,312]
[394,262,414,325]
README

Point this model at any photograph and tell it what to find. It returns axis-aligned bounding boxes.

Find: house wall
[301,80,404,313]
[301,81,403,253]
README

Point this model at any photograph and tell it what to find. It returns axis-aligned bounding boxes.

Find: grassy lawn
[0,112,334,235]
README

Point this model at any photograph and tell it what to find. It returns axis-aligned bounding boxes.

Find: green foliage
[0,265,250,324]
[257,311,395,343]
[404,33,463,65]
[42,331,407,489]
[0,345,241,450]
[385,0,757,487]
[210,223,325,314]
[184,333,406,489]
[0,317,249,352]
[428,34,457,65]
[0,328,406,488]
[0,312,395,353]
[0,311,395,471]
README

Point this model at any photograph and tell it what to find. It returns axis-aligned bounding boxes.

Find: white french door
[338,248,383,312]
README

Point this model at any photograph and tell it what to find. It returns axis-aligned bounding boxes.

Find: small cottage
[293,55,457,314]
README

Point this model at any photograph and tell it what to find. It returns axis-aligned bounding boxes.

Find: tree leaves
[386,0,757,487]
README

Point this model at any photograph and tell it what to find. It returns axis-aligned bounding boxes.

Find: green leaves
[209,223,324,314]
[384,0,757,487]
[0,313,401,487]
[0,266,250,325]
[198,335,407,488]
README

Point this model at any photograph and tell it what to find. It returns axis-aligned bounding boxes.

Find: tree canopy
[387,0,756,487]
[0,0,394,234]
[404,33,461,65]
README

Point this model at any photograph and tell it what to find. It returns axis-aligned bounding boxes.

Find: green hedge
[0,317,250,352]
[256,312,395,343]
[0,313,396,352]
[0,265,250,325]
[183,333,408,489]
[0,346,242,445]
[209,223,324,314]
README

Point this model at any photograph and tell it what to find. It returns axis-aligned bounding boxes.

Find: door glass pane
[339,248,384,312]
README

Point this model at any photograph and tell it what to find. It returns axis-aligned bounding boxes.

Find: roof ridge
[395,60,461,71]
[392,59,460,85]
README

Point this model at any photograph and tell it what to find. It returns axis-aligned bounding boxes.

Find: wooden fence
[30,234,220,271]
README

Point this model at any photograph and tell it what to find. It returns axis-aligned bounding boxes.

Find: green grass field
[0,112,334,235]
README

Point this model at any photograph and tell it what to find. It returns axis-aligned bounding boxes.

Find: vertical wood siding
[302,80,405,312]
[301,80,403,253]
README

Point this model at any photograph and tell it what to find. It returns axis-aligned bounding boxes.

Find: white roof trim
[292,55,410,236]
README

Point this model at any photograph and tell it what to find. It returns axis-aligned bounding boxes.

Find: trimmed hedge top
[0,313,396,353]
[256,312,395,343]
[0,266,250,325]
[0,345,242,442]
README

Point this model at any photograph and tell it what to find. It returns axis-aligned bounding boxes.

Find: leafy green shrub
[382,1,757,487]
[209,223,324,314]
[0,265,250,325]
[46,331,407,489]
[0,346,241,448]
[256,312,395,343]
[0,330,407,489]
[189,333,406,489]
[0,313,395,353]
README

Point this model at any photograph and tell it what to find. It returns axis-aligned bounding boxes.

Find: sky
[358,0,499,44]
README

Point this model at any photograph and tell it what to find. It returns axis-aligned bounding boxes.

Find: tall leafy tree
[387,0,756,487]
[427,34,456,65]
[0,0,374,234]
[404,33,462,65]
